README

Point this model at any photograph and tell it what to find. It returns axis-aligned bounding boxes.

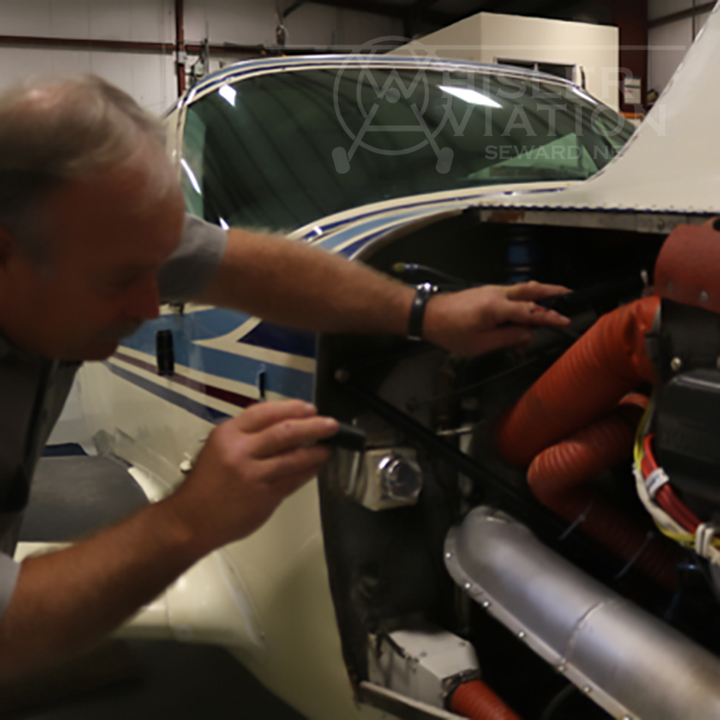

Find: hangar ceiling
[281,0,620,37]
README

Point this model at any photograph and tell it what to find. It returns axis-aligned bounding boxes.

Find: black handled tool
[322,423,366,452]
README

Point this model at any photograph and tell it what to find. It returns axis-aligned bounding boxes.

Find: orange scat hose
[496,296,660,467]
[527,395,682,589]
[450,680,522,720]
[527,396,646,502]
[494,298,684,588]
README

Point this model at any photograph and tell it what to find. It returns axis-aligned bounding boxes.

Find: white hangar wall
[0,0,176,114]
[0,0,401,115]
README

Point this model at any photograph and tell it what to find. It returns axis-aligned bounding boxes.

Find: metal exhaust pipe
[445,507,720,720]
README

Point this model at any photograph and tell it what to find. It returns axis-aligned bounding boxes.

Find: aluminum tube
[444,507,720,720]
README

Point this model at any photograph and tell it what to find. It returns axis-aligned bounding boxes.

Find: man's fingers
[251,416,339,459]
[505,281,572,302]
[497,299,570,327]
[260,444,332,485]
[232,400,318,434]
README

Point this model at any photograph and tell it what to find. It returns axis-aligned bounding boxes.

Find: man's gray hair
[0,75,168,262]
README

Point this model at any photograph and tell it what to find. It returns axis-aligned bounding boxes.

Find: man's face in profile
[0,145,185,360]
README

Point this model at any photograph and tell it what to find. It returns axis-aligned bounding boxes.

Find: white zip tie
[645,467,670,499]
[695,523,718,560]
[633,462,689,542]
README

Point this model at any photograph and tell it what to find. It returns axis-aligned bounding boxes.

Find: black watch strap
[407,282,439,341]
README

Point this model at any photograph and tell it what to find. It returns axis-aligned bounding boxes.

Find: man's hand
[169,400,338,553]
[0,400,338,680]
[423,280,572,356]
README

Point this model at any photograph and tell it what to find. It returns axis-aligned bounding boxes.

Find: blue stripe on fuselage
[119,312,314,401]
[236,322,316,358]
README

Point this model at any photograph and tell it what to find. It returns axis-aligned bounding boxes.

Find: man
[0,76,570,677]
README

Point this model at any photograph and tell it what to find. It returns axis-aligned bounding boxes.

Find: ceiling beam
[281,0,454,27]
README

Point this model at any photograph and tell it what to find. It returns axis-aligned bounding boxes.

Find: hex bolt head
[517,631,526,640]
[670,357,683,372]
[378,454,423,502]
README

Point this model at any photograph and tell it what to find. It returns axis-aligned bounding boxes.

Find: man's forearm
[0,400,336,681]
[197,228,415,336]
[196,228,572,357]
[0,496,202,679]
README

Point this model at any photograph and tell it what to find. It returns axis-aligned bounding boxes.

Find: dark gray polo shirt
[0,214,227,618]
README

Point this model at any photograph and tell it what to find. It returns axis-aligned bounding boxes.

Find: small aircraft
[22,7,720,719]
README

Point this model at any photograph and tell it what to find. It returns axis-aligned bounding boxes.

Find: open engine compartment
[315,210,720,720]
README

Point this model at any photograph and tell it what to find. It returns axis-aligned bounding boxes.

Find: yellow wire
[631,396,720,556]
[633,394,653,466]
[633,395,698,546]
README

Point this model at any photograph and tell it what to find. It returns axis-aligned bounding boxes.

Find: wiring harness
[633,399,720,563]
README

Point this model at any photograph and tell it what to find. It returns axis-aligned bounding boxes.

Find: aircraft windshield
[180,66,634,232]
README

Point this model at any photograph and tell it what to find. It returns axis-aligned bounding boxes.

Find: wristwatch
[407,282,439,341]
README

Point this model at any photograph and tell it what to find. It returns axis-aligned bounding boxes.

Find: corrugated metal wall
[648,0,713,94]
[0,0,402,114]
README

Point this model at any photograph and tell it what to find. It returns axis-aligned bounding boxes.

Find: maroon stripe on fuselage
[113,351,256,409]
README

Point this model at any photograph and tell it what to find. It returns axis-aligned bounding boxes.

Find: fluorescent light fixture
[219,218,229,230]
[180,158,202,194]
[219,84,237,106]
[439,85,502,108]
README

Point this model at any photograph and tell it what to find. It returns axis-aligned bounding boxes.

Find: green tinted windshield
[181,66,634,232]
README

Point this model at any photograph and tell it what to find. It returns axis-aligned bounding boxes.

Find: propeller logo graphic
[332,37,455,175]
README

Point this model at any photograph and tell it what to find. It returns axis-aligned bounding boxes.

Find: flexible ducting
[495,296,659,466]
[526,394,682,588]
[493,296,682,584]
[450,680,521,720]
